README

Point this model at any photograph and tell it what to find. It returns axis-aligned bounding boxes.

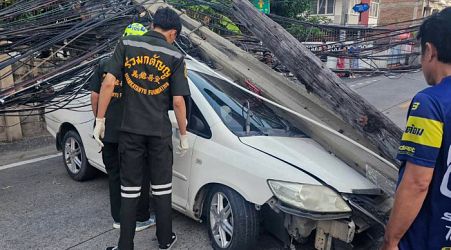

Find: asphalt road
[0,155,284,250]
[343,71,426,128]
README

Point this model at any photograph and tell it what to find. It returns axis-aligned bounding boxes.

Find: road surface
[343,71,425,128]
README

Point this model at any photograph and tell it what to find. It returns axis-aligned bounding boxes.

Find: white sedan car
[46,59,386,250]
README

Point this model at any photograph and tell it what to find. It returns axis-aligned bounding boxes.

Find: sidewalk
[0,133,57,166]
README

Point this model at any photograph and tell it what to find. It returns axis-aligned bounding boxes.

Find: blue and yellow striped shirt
[397,75,451,250]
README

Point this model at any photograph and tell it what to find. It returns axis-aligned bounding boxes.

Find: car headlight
[267,180,351,213]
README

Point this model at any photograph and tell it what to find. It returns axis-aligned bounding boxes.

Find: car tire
[206,185,259,250]
[61,130,95,181]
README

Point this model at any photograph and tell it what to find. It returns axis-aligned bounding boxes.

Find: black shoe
[159,233,177,250]
[106,247,118,250]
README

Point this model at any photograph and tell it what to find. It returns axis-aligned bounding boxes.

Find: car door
[170,98,211,210]
[171,124,196,210]
[69,94,104,169]
[83,119,104,169]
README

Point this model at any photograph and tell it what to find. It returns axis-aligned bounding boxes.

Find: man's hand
[176,134,189,156]
[93,73,115,148]
[173,96,187,135]
[93,117,105,147]
[173,95,188,156]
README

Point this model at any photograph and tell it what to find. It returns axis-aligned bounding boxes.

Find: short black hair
[417,7,451,64]
[153,7,182,36]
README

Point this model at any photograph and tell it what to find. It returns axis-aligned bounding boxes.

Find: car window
[187,98,212,139]
[188,70,307,138]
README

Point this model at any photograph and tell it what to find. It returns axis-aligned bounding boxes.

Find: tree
[269,0,330,41]
[270,0,312,19]
[168,0,241,35]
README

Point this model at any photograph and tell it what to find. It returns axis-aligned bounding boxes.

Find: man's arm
[97,73,116,118]
[91,91,99,116]
[382,162,434,249]
[88,63,102,116]
[98,38,125,118]
[173,96,187,135]
[169,57,190,137]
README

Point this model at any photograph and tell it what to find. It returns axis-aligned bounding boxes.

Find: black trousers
[118,132,173,250]
[102,142,151,223]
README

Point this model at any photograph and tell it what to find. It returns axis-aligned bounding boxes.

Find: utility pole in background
[340,0,349,42]
[341,0,349,25]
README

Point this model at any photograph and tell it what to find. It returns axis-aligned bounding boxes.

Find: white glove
[176,134,189,156]
[93,117,105,148]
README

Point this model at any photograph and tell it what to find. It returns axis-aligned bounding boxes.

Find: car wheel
[206,185,259,250]
[62,130,95,181]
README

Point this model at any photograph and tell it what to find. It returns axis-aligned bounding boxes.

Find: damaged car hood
[240,136,379,194]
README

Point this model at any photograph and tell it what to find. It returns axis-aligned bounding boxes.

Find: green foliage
[168,0,330,40]
[1,0,15,8]
[270,0,329,41]
[271,0,312,19]
[168,0,241,34]
[1,0,15,4]
[286,25,324,41]
[1,0,63,24]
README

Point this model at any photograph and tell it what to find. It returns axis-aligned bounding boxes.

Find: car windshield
[188,70,307,138]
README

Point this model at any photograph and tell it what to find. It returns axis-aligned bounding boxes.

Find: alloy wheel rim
[64,137,82,174]
[210,192,234,248]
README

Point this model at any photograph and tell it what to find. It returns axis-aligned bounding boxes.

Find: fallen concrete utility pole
[135,2,381,154]
[137,0,399,196]
[231,0,403,163]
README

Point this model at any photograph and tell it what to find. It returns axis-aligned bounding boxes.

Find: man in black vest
[94,8,190,250]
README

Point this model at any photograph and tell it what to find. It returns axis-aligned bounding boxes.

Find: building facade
[310,0,380,26]
[379,0,451,26]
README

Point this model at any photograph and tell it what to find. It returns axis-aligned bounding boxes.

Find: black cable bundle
[0,0,154,114]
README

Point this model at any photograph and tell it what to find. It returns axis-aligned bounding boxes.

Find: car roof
[185,57,235,83]
[185,57,216,76]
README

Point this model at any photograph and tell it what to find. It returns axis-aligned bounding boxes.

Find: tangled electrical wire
[0,0,204,117]
[0,0,154,115]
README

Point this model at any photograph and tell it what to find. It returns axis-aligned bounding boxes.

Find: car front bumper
[263,194,388,249]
